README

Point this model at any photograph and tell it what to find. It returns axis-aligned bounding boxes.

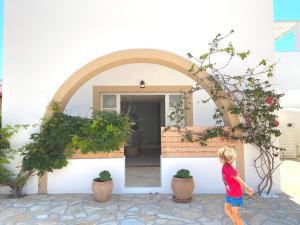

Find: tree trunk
[9,169,34,198]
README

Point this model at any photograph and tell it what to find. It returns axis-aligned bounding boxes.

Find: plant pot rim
[93,179,113,183]
[172,175,193,180]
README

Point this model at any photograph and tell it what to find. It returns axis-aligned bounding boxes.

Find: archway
[39,49,243,193]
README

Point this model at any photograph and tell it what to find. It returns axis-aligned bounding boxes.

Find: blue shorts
[225,195,244,207]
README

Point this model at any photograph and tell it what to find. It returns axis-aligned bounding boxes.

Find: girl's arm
[234,176,254,195]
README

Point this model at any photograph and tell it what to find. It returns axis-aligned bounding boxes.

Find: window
[102,94,117,112]
[168,94,185,127]
[169,94,183,108]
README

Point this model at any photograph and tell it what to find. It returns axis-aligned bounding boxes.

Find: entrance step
[125,151,160,167]
[125,166,160,187]
[123,187,163,194]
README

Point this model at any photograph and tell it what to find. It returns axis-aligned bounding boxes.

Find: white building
[1,0,280,195]
[275,22,300,159]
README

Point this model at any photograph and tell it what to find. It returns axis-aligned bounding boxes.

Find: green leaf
[259,59,267,66]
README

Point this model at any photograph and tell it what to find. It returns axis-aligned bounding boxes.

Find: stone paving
[0,193,300,225]
[281,160,300,204]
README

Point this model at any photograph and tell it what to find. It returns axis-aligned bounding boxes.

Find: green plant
[0,116,17,186]
[175,169,192,179]
[71,111,134,153]
[1,106,132,197]
[180,31,284,194]
[0,116,33,198]
[168,99,186,129]
[95,170,112,182]
[2,101,132,198]
[21,111,87,175]
[22,106,134,176]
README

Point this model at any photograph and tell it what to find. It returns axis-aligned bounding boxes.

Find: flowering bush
[185,31,284,194]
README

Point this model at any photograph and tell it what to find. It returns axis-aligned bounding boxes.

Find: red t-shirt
[222,163,243,197]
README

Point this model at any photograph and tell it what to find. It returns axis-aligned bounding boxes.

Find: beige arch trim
[39,49,244,194]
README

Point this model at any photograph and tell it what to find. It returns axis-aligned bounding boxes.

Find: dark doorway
[121,95,165,187]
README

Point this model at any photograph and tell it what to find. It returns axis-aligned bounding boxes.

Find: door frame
[93,85,193,126]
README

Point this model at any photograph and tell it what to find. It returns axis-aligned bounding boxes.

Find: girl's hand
[246,187,254,196]
[234,176,254,196]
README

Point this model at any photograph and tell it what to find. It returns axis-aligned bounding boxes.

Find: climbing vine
[22,107,134,176]
[0,116,33,198]
[0,116,17,186]
[1,107,134,198]
[172,31,284,194]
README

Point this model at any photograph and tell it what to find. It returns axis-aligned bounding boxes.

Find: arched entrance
[39,49,244,193]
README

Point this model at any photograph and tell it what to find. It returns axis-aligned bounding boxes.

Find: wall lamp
[140,80,145,88]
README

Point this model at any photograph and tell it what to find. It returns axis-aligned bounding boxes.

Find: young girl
[218,147,254,225]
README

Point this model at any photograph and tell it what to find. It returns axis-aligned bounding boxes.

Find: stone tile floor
[0,193,300,225]
[281,160,300,204]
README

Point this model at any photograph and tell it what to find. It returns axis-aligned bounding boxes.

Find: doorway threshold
[123,187,163,194]
[125,166,161,187]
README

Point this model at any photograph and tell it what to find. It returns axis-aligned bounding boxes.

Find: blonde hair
[218,146,236,164]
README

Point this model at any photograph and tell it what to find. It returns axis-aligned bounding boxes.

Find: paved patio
[0,193,299,225]
[281,159,300,204]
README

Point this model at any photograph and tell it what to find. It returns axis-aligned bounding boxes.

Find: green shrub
[22,109,134,176]
[0,116,32,198]
[21,112,87,175]
[1,109,132,197]
[95,170,112,182]
[72,111,134,154]
[0,116,18,185]
[175,169,192,179]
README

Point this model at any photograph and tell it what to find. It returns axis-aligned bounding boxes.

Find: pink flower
[274,120,279,127]
[265,97,273,105]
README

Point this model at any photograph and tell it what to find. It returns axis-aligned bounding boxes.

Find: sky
[274,0,300,21]
[274,0,300,52]
[0,0,299,80]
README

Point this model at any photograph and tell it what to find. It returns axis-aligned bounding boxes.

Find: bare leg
[224,203,236,224]
[231,206,244,225]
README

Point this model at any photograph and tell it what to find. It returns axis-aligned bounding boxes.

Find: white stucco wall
[278,109,300,156]
[244,144,281,193]
[3,0,274,126]
[275,53,300,156]
[64,63,216,126]
[48,158,125,193]
[2,0,278,194]
[275,52,300,108]
[47,157,227,194]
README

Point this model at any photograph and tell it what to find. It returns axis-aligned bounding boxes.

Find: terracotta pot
[92,179,113,202]
[171,176,195,202]
[125,146,139,157]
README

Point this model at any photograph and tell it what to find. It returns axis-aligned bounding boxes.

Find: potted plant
[171,169,195,203]
[92,170,113,202]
